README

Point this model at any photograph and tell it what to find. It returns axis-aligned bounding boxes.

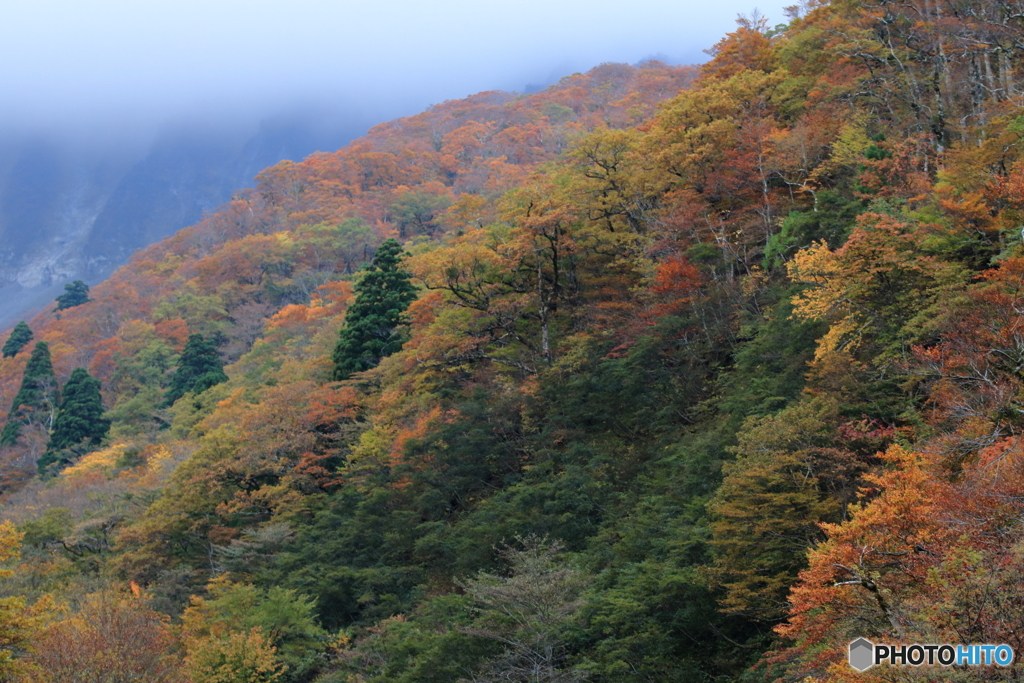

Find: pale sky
[0,0,792,137]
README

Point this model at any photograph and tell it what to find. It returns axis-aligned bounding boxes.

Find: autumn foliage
[3,4,1024,681]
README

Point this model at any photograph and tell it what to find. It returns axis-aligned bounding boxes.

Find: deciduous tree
[0,521,50,680]
[31,591,181,683]
[458,536,589,683]
[708,399,887,621]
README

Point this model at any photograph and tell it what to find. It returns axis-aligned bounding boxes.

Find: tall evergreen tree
[0,342,56,446]
[163,334,228,407]
[38,368,110,475]
[332,239,417,380]
[1,322,32,358]
[55,280,91,311]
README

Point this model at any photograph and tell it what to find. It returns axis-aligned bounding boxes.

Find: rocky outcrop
[0,112,366,329]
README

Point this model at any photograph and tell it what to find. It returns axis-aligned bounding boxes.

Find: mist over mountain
[0,108,375,328]
[0,0,793,330]
[9,2,1023,679]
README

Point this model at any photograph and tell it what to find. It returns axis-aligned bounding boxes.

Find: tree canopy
[331,238,417,380]
[0,341,55,447]
[1,11,1024,679]
[38,368,110,475]
[163,333,228,407]
[1,322,32,359]
[54,280,91,311]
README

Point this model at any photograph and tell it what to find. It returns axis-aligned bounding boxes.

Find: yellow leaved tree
[0,521,53,680]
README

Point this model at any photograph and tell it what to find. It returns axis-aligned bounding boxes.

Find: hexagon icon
[849,638,875,671]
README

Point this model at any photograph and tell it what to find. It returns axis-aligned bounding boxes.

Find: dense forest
[1,0,1024,680]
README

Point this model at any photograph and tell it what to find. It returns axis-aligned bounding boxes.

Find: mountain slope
[1,7,1023,679]
[0,113,370,329]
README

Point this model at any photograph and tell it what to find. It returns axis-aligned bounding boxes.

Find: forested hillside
[1,2,1023,680]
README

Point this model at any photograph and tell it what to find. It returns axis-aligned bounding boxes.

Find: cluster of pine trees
[0,1,1023,681]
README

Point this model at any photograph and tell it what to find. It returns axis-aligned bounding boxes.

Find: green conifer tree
[1,322,32,358]
[55,280,91,311]
[163,334,228,407]
[0,342,56,446]
[38,368,110,475]
[332,239,417,380]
